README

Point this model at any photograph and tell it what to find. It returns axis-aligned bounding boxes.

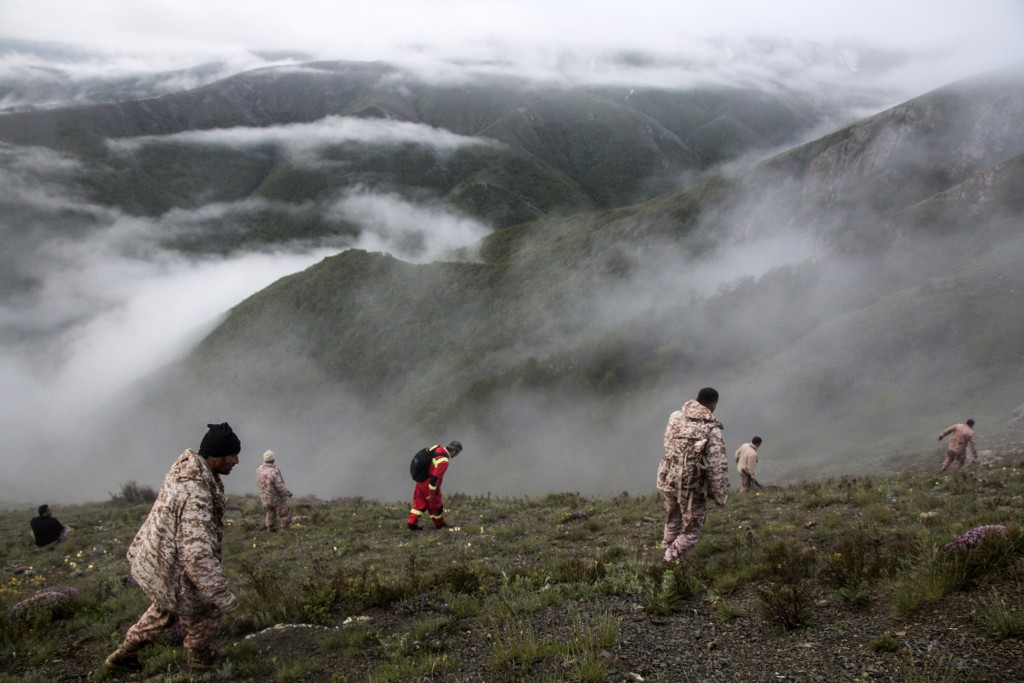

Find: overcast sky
[2,0,1022,98]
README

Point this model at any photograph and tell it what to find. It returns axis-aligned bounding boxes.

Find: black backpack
[410,445,439,482]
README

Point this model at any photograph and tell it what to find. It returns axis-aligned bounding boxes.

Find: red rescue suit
[408,445,453,528]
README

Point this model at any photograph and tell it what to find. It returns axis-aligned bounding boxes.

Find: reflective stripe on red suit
[408,446,451,527]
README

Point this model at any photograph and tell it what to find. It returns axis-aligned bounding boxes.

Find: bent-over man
[407,441,462,530]
[938,419,978,472]
[105,423,242,672]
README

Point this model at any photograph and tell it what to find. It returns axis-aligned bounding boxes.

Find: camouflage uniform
[657,400,729,563]
[939,423,978,471]
[110,449,238,661]
[734,442,759,493]
[256,462,293,531]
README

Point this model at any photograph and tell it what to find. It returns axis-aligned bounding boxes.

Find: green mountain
[3,60,1022,500]
[111,66,1024,500]
[0,60,825,242]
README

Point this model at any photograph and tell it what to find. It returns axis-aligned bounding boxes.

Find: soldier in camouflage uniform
[938,418,978,472]
[256,450,293,532]
[104,423,242,673]
[657,388,729,563]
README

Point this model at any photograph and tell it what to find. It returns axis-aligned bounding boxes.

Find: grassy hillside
[2,456,1023,682]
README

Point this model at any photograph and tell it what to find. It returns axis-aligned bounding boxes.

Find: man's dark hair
[966,419,975,427]
[37,504,49,516]
[696,387,719,407]
[752,436,763,446]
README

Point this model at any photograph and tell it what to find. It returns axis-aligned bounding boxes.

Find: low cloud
[108,116,498,164]
[331,190,491,263]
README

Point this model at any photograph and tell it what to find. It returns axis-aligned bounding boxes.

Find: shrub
[641,563,697,616]
[109,481,157,505]
[939,525,1021,591]
[552,556,606,585]
[825,530,888,598]
[757,541,817,630]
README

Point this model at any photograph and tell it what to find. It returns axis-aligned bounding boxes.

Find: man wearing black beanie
[105,422,241,672]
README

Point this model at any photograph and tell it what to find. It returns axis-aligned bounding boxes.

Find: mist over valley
[1,3,1023,505]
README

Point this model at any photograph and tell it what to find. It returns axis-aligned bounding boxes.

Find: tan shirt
[735,442,759,476]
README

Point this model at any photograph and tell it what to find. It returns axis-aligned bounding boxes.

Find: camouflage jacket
[939,423,978,457]
[127,449,238,615]
[657,400,729,505]
[256,462,292,507]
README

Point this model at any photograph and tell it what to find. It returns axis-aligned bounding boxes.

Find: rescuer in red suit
[407,441,462,530]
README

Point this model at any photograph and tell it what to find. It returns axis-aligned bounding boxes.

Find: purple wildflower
[941,524,1007,554]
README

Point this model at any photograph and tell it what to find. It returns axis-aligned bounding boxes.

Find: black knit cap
[198,422,241,457]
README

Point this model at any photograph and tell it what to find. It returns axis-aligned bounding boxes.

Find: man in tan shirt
[734,436,762,492]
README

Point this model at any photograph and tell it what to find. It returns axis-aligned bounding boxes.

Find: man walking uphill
[257,450,293,532]
[657,388,729,564]
[104,423,242,673]
[938,418,978,472]
[408,441,462,530]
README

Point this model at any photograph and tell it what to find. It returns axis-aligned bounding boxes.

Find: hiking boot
[407,523,422,531]
[434,522,451,529]
[186,647,219,669]
[104,648,143,673]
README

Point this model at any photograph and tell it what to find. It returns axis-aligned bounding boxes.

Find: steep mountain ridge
[123,66,1024,500]
[0,60,826,228]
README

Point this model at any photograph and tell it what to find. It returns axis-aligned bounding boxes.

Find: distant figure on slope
[938,419,978,472]
[657,387,729,563]
[104,423,242,673]
[734,436,763,492]
[30,504,70,548]
[257,450,293,532]
[407,441,463,531]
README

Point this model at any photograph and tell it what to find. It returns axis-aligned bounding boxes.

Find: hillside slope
[122,67,1024,500]
[2,462,1024,681]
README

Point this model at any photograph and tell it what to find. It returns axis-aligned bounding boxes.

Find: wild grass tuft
[978,586,1024,639]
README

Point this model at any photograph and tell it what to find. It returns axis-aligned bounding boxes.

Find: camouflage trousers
[265,503,292,531]
[739,470,754,493]
[941,449,967,472]
[117,602,221,654]
[661,489,709,563]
